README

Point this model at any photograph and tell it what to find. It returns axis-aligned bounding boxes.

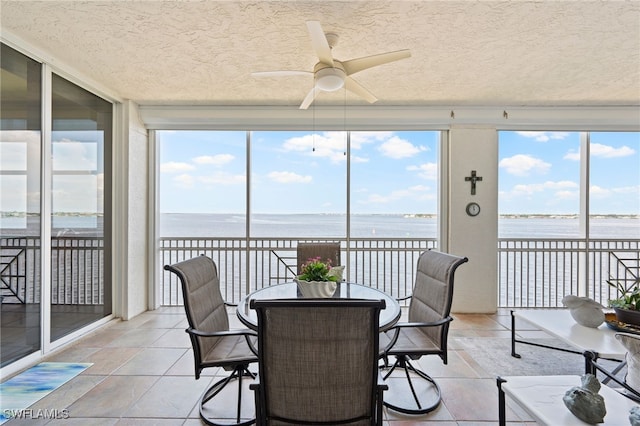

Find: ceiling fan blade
[252,71,313,77]
[299,87,319,110]
[344,77,377,103]
[342,49,411,76]
[306,21,334,66]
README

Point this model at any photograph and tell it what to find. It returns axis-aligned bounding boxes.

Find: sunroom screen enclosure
[158,130,441,305]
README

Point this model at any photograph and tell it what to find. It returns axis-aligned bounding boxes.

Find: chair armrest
[187,328,259,356]
[380,316,453,355]
[244,333,259,356]
[395,294,412,302]
[186,328,257,339]
[391,316,453,329]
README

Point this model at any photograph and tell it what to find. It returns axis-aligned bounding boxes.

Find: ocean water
[158,213,639,239]
[1,213,638,239]
[2,213,636,307]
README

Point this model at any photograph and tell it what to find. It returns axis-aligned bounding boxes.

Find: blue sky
[1,128,636,226]
[159,130,439,214]
[499,131,639,214]
[158,130,639,215]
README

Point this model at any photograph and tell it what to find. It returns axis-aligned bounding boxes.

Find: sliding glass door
[50,74,112,341]
[0,44,43,366]
[0,43,113,367]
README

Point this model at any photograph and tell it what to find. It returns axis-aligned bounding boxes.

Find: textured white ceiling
[1,1,639,108]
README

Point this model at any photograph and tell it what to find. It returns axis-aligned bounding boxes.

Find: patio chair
[379,249,468,414]
[164,255,257,426]
[250,298,387,425]
[296,242,341,274]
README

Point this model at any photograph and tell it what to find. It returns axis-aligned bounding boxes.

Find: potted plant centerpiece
[608,277,640,326]
[295,257,344,298]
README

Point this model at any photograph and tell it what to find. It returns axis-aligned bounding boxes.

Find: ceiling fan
[252,21,411,109]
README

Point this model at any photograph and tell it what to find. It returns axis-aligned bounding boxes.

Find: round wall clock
[466,202,480,217]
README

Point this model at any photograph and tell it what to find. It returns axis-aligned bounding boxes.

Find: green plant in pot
[297,257,339,282]
[295,257,344,298]
[608,277,640,326]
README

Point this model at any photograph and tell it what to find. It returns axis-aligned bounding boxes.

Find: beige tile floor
[4,307,566,425]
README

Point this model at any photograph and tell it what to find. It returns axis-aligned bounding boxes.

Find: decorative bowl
[613,307,640,327]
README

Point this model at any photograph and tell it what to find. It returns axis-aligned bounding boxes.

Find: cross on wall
[464,170,483,195]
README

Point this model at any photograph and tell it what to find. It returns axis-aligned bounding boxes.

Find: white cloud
[267,171,312,184]
[350,132,393,150]
[198,172,245,185]
[193,154,235,165]
[174,174,194,188]
[589,185,610,198]
[407,162,438,180]
[0,141,27,169]
[0,175,26,211]
[508,180,578,197]
[364,184,430,204]
[0,130,40,143]
[516,131,569,142]
[281,131,428,163]
[611,185,640,195]
[378,136,426,159]
[591,184,640,199]
[563,150,580,161]
[590,143,636,158]
[282,132,347,163]
[52,139,97,170]
[564,142,636,161]
[554,190,578,200]
[499,154,551,176]
[351,155,369,163]
[52,175,99,212]
[161,161,195,173]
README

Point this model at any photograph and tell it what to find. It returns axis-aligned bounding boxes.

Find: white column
[114,100,149,320]
[447,126,498,313]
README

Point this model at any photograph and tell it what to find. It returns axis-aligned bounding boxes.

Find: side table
[497,375,639,425]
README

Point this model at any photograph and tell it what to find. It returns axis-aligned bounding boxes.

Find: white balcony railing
[1,236,638,309]
[498,238,639,308]
[159,237,437,305]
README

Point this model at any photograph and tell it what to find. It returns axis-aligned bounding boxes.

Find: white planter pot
[295,279,338,298]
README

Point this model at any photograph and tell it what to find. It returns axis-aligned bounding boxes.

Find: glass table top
[236,282,401,331]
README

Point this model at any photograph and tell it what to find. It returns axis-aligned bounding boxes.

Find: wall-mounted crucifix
[465,170,483,195]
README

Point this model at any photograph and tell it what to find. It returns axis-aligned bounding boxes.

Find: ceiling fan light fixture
[253,21,410,109]
[315,67,345,91]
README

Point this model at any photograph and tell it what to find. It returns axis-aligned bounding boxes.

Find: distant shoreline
[1,212,638,220]
[491,214,637,219]
[408,213,639,219]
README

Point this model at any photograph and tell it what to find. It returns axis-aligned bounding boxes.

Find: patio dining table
[236,282,402,332]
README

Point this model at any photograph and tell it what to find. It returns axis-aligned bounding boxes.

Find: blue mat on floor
[0,362,92,424]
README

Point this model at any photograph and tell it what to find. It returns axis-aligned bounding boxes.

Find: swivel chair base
[380,355,442,415]
[200,363,256,426]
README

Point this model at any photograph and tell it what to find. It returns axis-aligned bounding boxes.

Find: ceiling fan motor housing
[314,62,346,91]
